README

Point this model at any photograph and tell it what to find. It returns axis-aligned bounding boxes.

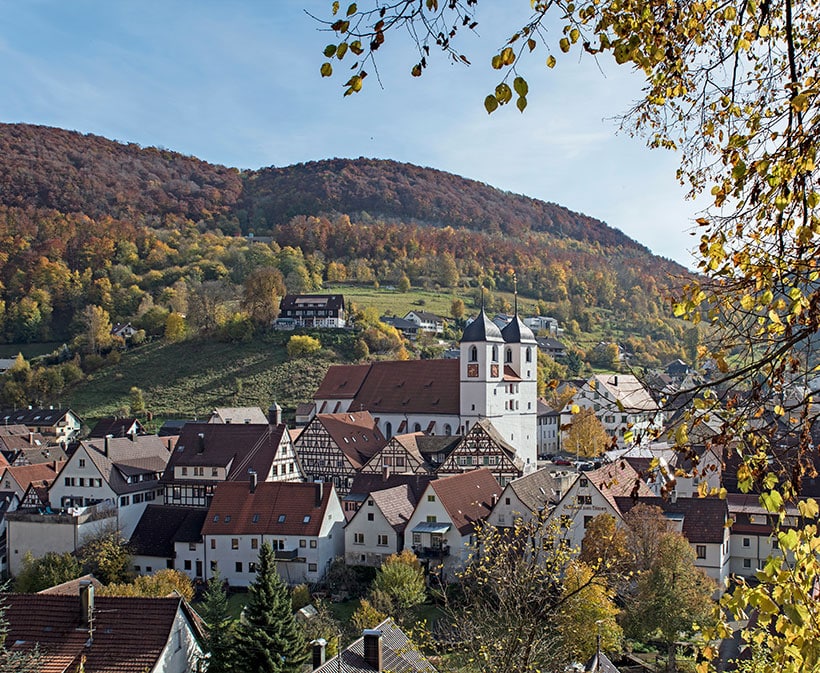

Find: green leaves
[320,62,333,77]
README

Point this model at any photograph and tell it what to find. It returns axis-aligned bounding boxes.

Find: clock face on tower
[467,363,479,378]
[490,364,499,378]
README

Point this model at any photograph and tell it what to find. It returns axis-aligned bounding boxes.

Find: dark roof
[158,419,192,436]
[461,308,504,343]
[383,316,419,331]
[508,468,568,511]
[348,473,436,502]
[430,468,502,536]
[88,417,143,438]
[501,315,537,344]
[585,651,622,673]
[0,407,79,428]
[163,423,287,481]
[131,505,208,557]
[405,310,442,323]
[280,294,345,311]
[361,484,417,534]
[614,495,729,544]
[2,593,201,673]
[314,618,437,673]
[202,481,336,536]
[536,336,566,350]
[313,412,385,469]
[313,364,372,400]
[80,436,170,495]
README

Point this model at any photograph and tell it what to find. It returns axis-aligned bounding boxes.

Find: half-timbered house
[435,419,524,486]
[358,433,440,476]
[292,411,385,495]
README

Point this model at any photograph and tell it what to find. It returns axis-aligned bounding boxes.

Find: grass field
[64,334,345,428]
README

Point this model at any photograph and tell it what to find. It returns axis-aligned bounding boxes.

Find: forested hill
[241,158,648,252]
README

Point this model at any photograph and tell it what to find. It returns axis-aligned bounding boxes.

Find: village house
[207,405,271,425]
[403,310,444,335]
[0,461,64,501]
[0,406,82,444]
[537,399,561,457]
[435,418,524,486]
[111,321,139,339]
[358,432,442,477]
[311,618,437,673]
[547,460,653,549]
[161,420,302,508]
[2,582,204,673]
[344,472,435,520]
[48,434,170,537]
[292,410,385,495]
[129,504,208,578]
[88,416,145,438]
[726,493,783,580]
[403,468,502,579]
[201,478,345,586]
[345,483,416,567]
[279,293,346,328]
[561,374,663,449]
[487,467,577,528]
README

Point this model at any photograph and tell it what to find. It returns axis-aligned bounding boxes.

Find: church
[312,305,538,470]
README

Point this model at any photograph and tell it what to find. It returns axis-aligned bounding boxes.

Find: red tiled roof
[502,365,521,382]
[2,461,62,490]
[587,460,653,511]
[315,360,460,415]
[315,412,385,469]
[313,364,372,400]
[614,495,729,544]
[3,593,198,673]
[431,468,502,536]
[202,480,336,536]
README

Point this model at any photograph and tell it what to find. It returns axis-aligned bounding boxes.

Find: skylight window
[278,514,286,523]
[224,515,231,523]
[213,515,219,523]
[303,515,311,523]
[252,513,260,523]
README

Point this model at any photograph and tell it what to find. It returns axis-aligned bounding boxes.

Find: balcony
[273,548,300,561]
[412,544,450,559]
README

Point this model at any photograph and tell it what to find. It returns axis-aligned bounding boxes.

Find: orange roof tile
[431,468,502,536]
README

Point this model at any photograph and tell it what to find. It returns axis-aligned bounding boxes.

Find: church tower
[459,303,505,434]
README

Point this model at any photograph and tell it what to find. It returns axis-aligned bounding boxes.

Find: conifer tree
[232,543,308,673]
[198,570,234,673]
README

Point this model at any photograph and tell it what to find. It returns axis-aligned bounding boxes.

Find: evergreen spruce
[199,570,234,673]
[232,543,308,673]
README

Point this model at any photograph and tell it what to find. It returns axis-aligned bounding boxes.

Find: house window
[696,545,707,559]
[354,532,365,545]
[580,478,588,488]
[231,538,239,550]
[79,459,86,468]
[578,495,592,505]
[427,495,436,502]
[367,513,374,521]
[278,514,286,523]
[426,515,437,523]
[210,561,218,572]
[505,497,511,505]
[211,468,218,477]
[308,563,318,572]
[184,560,192,570]
[249,562,257,573]
[413,423,422,432]
[469,346,478,362]
[189,542,197,551]
[235,562,243,573]
[210,539,216,550]
[743,537,750,547]
[743,558,752,568]
[310,540,317,548]
[181,467,188,476]
[413,533,421,545]
[300,539,306,548]
[119,495,130,506]
[492,346,498,362]
[377,534,389,546]
[134,565,141,572]
[444,424,452,436]
[505,348,512,363]
[584,516,593,528]
[251,538,258,550]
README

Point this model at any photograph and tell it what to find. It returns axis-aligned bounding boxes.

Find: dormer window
[278,514,286,523]
[469,346,478,362]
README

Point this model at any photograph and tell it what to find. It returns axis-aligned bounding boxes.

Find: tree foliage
[13,551,82,593]
[76,529,132,585]
[286,334,322,358]
[199,570,235,673]
[369,550,426,626]
[563,406,610,458]
[99,569,194,600]
[232,542,308,673]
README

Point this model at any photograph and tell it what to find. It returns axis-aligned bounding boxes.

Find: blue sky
[0,1,703,267]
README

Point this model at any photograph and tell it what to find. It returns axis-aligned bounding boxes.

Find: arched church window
[469,346,478,362]
[505,348,513,363]
[525,347,532,363]
[492,346,498,362]
[444,424,452,436]
[413,422,421,432]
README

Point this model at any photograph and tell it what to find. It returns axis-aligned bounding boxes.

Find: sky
[0,1,706,268]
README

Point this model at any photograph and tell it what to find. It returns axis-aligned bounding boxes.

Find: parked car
[553,457,572,466]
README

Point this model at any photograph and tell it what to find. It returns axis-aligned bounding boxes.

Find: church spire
[513,272,518,316]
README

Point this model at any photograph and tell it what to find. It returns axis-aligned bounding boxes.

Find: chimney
[28,431,34,445]
[315,481,324,507]
[104,435,111,456]
[613,375,618,386]
[249,470,258,494]
[268,402,282,426]
[167,438,173,452]
[362,629,383,671]
[197,432,205,454]
[311,638,327,669]
[79,580,95,629]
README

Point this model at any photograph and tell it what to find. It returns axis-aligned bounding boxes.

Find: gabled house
[88,416,145,438]
[0,407,82,444]
[547,460,653,549]
[536,398,561,458]
[345,484,416,566]
[726,493,783,580]
[202,479,345,586]
[344,473,435,519]
[111,321,138,339]
[48,435,170,537]
[0,461,64,500]
[0,423,51,462]
[2,584,205,673]
[435,419,524,486]
[130,504,208,579]
[403,310,444,335]
[311,618,437,673]
[293,411,386,495]
[487,467,577,528]
[381,315,420,338]
[404,468,502,578]
[358,432,438,477]
[161,422,302,508]
[279,293,346,328]
[615,495,730,585]
[208,406,270,425]
[561,374,663,448]
[535,336,566,358]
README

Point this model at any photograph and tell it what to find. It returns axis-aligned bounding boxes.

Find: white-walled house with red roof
[201,478,345,587]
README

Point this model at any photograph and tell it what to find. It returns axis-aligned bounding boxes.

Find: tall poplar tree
[232,543,308,673]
